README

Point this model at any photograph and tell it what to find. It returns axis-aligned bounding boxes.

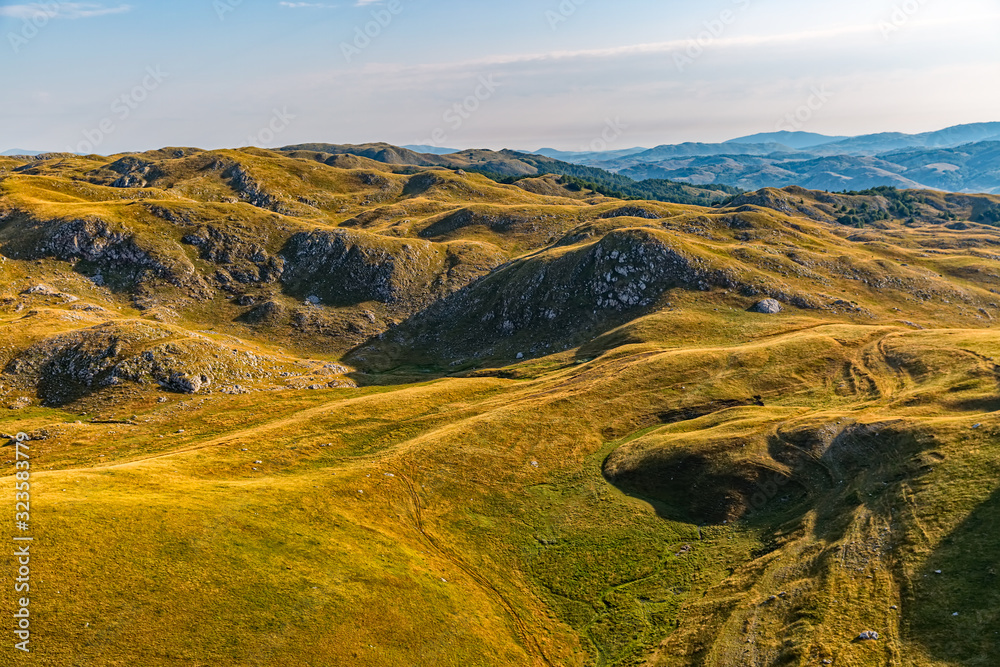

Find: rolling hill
[277,142,744,206]
[2,145,1000,666]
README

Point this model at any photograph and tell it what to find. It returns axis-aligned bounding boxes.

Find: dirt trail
[50,396,356,474]
[399,473,555,667]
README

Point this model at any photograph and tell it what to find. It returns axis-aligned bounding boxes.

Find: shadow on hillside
[340,303,657,386]
[766,421,924,540]
[904,485,1000,663]
[947,396,1000,413]
[598,399,801,526]
[0,238,147,297]
[602,416,932,541]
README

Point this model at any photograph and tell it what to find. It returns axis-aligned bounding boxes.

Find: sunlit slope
[4,316,1000,665]
[1,147,1000,666]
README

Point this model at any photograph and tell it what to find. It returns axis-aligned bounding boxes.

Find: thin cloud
[278,2,336,7]
[442,25,885,69]
[339,25,876,79]
[359,16,1000,76]
[0,3,131,19]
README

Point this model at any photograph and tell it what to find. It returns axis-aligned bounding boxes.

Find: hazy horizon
[5,117,1000,157]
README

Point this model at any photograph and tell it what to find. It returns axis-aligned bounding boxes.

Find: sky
[1,0,999,154]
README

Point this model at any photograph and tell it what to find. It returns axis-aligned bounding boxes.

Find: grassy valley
[2,146,1000,666]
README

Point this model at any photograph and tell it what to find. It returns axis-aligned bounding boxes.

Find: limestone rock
[749,298,782,314]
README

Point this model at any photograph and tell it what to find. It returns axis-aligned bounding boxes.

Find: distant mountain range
[546,122,1000,194]
[402,144,462,155]
[725,131,849,149]
[530,146,650,163]
[10,122,1000,193]
[281,132,1000,202]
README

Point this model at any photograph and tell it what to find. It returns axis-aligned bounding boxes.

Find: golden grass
[2,149,1000,665]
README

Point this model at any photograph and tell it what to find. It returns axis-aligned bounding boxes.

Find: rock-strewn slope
[1,320,351,406]
[6,145,1000,667]
[3,145,1000,387]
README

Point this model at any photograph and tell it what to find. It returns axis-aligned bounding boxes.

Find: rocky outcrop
[376,228,743,360]
[165,372,203,394]
[44,218,157,266]
[37,218,207,293]
[182,225,284,286]
[0,321,346,405]
[280,229,504,311]
[222,163,297,215]
[419,207,536,238]
[282,229,443,306]
[2,321,184,404]
[360,225,833,363]
[598,205,665,220]
[239,300,286,324]
[106,156,160,188]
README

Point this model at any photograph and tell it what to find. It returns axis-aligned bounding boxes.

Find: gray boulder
[167,373,202,394]
[749,298,782,314]
[23,284,59,296]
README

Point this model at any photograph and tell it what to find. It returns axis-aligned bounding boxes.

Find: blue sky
[2,0,999,153]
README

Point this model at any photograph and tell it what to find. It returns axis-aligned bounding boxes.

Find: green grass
[4,148,1000,665]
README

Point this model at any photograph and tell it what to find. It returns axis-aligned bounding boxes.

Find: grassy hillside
[2,147,1000,666]
[277,143,743,206]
